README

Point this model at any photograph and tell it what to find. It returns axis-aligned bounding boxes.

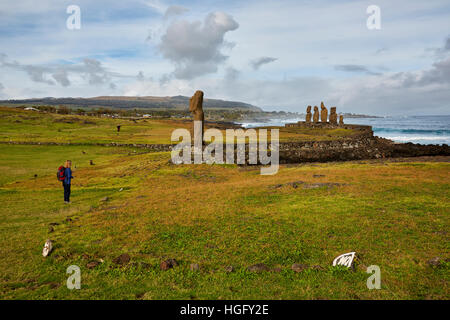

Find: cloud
[0,54,128,87]
[375,47,388,54]
[334,65,381,76]
[23,65,55,85]
[163,5,189,19]
[434,35,450,55]
[159,11,239,79]
[51,68,70,87]
[250,57,277,70]
[392,57,450,87]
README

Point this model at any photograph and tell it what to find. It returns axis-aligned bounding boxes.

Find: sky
[0,0,450,115]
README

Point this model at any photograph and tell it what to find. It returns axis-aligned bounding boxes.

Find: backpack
[57,166,66,182]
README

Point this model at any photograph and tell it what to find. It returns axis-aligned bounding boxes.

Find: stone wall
[2,136,449,164]
[278,137,386,163]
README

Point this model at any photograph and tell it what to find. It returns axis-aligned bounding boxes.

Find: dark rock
[247,263,270,273]
[48,282,61,289]
[225,265,234,273]
[292,263,309,273]
[86,261,99,269]
[271,181,305,189]
[160,259,178,270]
[303,182,344,189]
[113,253,131,265]
[48,226,54,233]
[49,222,59,226]
[427,257,441,267]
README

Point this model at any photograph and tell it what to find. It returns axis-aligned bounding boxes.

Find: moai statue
[313,106,319,123]
[320,102,328,123]
[306,106,312,123]
[189,90,205,143]
[329,107,338,125]
[339,115,344,125]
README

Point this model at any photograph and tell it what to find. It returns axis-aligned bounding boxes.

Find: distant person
[62,160,74,203]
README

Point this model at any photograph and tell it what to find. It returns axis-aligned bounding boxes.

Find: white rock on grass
[42,239,53,257]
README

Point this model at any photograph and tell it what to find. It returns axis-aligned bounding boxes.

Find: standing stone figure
[320,102,328,123]
[189,90,205,143]
[329,107,338,125]
[339,115,344,125]
[313,106,319,123]
[306,106,312,123]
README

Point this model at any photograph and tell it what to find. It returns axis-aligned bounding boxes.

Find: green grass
[0,106,357,145]
[0,107,448,300]
[0,143,448,299]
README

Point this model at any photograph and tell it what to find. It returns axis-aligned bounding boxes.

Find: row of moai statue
[305,102,343,125]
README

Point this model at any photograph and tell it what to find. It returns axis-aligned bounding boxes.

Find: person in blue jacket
[63,160,74,203]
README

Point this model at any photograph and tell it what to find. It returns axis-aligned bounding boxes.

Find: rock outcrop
[339,115,344,125]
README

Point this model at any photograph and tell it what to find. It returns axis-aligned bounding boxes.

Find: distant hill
[0,96,262,112]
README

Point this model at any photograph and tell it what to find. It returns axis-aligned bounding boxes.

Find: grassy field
[0,107,355,144]
[0,107,448,300]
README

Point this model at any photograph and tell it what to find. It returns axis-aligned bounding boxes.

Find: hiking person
[61,160,74,203]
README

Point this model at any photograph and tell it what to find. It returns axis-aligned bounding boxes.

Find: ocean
[237,115,450,145]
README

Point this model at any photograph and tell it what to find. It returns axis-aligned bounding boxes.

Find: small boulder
[291,263,309,273]
[427,257,441,267]
[247,263,270,273]
[113,253,130,265]
[100,197,109,202]
[160,259,178,271]
[225,265,234,273]
[86,261,99,269]
[42,240,53,257]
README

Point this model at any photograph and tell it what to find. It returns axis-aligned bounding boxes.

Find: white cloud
[250,57,278,70]
[159,11,239,79]
[164,5,189,19]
